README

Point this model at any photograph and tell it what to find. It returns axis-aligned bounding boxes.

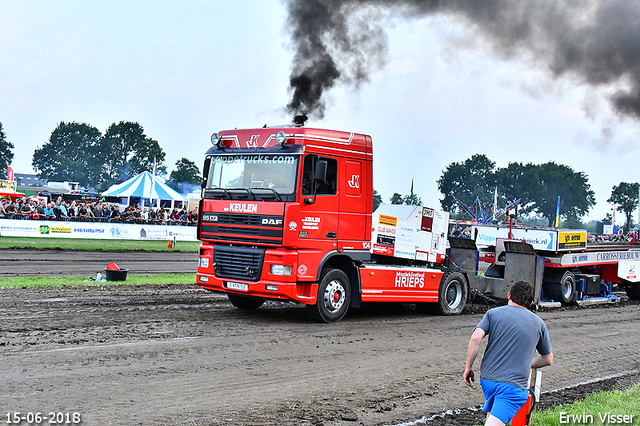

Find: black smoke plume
[284,0,640,122]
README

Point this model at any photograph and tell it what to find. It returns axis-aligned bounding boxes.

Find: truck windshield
[206,154,298,195]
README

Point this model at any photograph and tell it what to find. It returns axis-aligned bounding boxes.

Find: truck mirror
[201,178,207,189]
[314,160,327,182]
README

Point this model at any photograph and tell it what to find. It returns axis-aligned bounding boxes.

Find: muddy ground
[1,249,639,426]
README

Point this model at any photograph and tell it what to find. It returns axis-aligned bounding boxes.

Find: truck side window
[302,155,337,195]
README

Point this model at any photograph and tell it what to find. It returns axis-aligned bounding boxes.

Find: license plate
[226,281,249,291]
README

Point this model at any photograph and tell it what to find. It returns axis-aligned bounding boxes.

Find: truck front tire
[309,269,351,323]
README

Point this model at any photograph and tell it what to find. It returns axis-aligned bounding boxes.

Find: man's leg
[485,412,505,426]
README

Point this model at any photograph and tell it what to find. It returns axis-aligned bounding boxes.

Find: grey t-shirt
[476,305,552,389]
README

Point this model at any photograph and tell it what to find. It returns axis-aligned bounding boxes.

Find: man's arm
[531,352,553,368]
[463,327,486,387]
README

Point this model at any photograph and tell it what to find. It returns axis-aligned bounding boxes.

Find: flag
[7,165,13,181]
[555,195,560,228]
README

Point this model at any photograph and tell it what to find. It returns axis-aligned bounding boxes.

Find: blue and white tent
[102,171,186,209]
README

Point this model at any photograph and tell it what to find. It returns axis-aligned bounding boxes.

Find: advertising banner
[0,219,197,241]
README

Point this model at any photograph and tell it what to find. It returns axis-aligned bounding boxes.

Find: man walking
[464,281,553,426]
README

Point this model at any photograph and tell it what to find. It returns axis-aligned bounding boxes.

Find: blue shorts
[481,379,529,424]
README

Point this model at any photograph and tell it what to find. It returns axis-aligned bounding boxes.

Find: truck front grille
[214,245,265,282]
[201,212,284,245]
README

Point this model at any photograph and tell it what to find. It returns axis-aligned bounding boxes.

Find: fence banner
[0,219,197,241]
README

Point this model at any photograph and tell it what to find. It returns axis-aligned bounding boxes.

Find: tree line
[0,121,201,193]
[375,154,639,232]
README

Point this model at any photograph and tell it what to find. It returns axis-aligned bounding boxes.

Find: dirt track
[2,262,640,426]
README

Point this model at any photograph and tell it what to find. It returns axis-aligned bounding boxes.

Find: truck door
[298,154,339,248]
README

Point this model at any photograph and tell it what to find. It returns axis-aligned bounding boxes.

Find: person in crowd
[91,202,102,221]
[102,204,112,222]
[43,202,55,220]
[110,205,121,223]
[60,201,70,221]
[188,209,198,226]
[5,200,17,218]
[20,199,33,219]
[77,203,89,221]
[148,207,158,224]
[156,208,166,224]
[34,200,46,220]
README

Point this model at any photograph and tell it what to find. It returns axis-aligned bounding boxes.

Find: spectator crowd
[0,196,198,226]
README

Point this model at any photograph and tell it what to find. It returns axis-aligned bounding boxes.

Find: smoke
[284,0,640,122]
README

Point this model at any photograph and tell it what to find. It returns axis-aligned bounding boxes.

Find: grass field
[0,273,197,289]
[0,237,199,288]
[0,236,200,252]
[530,383,640,425]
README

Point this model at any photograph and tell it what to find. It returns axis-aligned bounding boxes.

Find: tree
[32,122,102,189]
[494,162,543,218]
[530,162,596,226]
[98,121,167,190]
[390,193,403,204]
[372,189,383,212]
[167,158,201,193]
[437,154,496,215]
[608,182,640,232]
[0,122,14,178]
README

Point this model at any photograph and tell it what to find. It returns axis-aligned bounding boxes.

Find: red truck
[196,125,640,322]
[196,126,462,322]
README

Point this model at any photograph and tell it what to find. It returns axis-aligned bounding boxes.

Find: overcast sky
[1,0,638,223]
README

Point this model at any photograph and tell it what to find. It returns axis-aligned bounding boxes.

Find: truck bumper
[196,273,318,305]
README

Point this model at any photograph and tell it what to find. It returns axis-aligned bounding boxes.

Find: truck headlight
[270,265,292,276]
[199,257,209,268]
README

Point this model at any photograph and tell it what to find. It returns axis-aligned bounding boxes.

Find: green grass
[530,383,640,425]
[473,383,640,425]
[0,237,200,252]
[0,273,197,288]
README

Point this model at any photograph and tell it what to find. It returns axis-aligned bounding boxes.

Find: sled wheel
[546,271,576,305]
[625,284,640,300]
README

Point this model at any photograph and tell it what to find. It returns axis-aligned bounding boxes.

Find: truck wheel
[435,271,468,315]
[227,294,265,310]
[625,284,640,300]
[309,269,351,323]
[546,271,576,305]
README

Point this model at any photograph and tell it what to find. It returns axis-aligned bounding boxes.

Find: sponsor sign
[302,216,320,230]
[619,260,640,283]
[473,226,557,251]
[0,219,197,241]
[378,215,397,227]
[421,207,434,232]
[394,271,426,288]
[558,231,587,250]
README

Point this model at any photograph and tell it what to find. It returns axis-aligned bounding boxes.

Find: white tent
[102,171,186,210]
